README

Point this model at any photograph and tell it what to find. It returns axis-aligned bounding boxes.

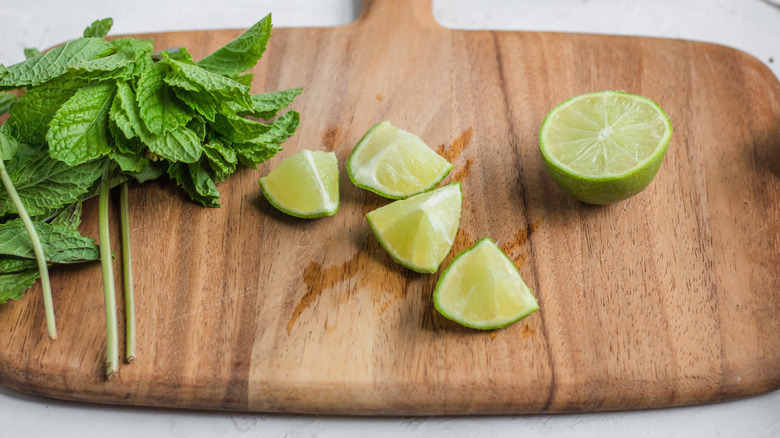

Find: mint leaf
[202,140,237,182]
[234,142,281,167]
[210,112,271,143]
[4,76,84,144]
[234,88,302,120]
[0,91,16,116]
[233,73,254,87]
[23,48,42,60]
[48,201,83,230]
[0,257,38,274]
[147,125,202,163]
[245,109,300,144]
[0,38,114,89]
[47,81,116,166]
[163,52,250,101]
[0,131,18,162]
[0,219,100,263]
[196,14,272,76]
[110,81,153,142]
[83,18,114,38]
[109,38,154,58]
[167,162,220,207]
[0,270,39,305]
[136,62,192,134]
[231,111,298,166]
[170,87,218,121]
[128,161,166,183]
[0,147,103,216]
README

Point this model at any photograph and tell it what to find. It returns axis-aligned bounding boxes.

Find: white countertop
[1,1,778,436]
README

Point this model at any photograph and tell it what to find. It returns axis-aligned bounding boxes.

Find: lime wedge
[259,150,339,218]
[434,238,539,330]
[348,121,453,199]
[539,90,672,204]
[366,182,461,273]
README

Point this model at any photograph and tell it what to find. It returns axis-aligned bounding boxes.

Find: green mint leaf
[83,18,114,38]
[233,73,254,87]
[48,201,83,230]
[23,48,42,60]
[0,38,114,89]
[0,219,99,263]
[231,110,298,166]
[128,161,166,183]
[0,270,39,305]
[167,162,220,207]
[210,112,271,143]
[109,81,153,142]
[109,38,154,58]
[47,81,116,166]
[147,125,202,163]
[108,124,149,172]
[110,148,149,173]
[170,87,218,121]
[162,52,250,101]
[4,76,85,144]
[202,140,237,182]
[0,91,17,116]
[233,88,302,120]
[196,14,272,76]
[0,257,38,274]
[0,131,18,162]
[136,61,192,134]
[0,147,103,216]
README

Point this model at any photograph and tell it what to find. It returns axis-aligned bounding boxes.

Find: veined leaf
[83,18,113,38]
[48,201,83,230]
[0,257,38,274]
[0,131,18,162]
[202,139,237,182]
[0,38,114,89]
[231,111,299,166]
[0,147,103,216]
[163,52,250,101]
[233,88,302,120]
[110,81,153,142]
[0,270,39,305]
[170,86,218,121]
[47,81,116,166]
[196,14,272,76]
[136,61,192,134]
[167,162,220,207]
[23,48,42,60]
[0,219,100,263]
[210,111,271,143]
[0,92,16,116]
[4,76,85,144]
[147,125,202,163]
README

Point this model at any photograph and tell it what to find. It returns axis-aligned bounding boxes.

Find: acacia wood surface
[0,0,778,415]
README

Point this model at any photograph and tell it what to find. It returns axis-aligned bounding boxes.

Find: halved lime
[433,238,539,330]
[366,182,461,273]
[347,121,453,199]
[259,150,339,218]
[539,90,672,205]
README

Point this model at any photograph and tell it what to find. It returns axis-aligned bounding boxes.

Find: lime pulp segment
[348,121,453,199]
[433,238,539,330]
[367,182,462,273]
[259,150,339,218]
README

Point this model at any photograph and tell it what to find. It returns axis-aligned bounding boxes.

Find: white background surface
[1,1,779,437]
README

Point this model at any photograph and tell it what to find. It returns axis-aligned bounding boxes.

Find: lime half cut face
[539,90,672,205]
[433,238,539,330]
[259,150,339,218]
[348,121,453,199]
[366,182,462,273]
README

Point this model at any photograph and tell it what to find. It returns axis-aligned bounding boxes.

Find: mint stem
[119,182,135,364]
[99,163,119,378]
[0,159,57,339]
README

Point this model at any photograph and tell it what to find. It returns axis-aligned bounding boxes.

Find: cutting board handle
[356,0,438,28]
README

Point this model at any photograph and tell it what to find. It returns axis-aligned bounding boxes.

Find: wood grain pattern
[0,0,778,414]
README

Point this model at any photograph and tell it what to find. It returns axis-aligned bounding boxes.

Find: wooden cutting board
[1,0,778,415]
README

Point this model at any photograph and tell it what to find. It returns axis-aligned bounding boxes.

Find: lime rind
[259,150,340,219]
[433,237,539,330]
[366,182,462,274]
[539,90,672,205]
[347,121,453,200]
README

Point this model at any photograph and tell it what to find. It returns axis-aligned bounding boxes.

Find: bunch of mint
[0,16,301,376]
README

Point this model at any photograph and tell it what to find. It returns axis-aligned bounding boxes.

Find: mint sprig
[0,14,301,376]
